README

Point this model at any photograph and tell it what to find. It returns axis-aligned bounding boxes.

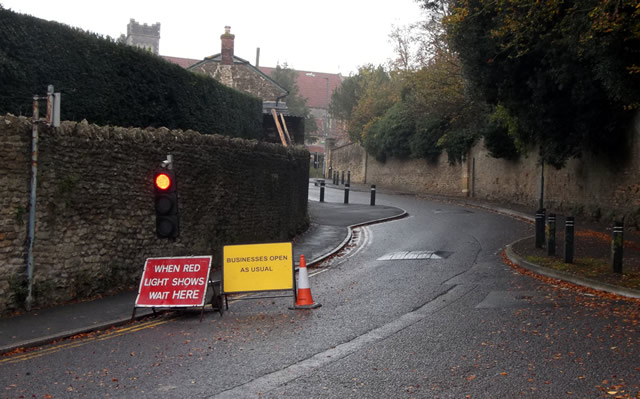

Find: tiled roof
[161,55,200,69]
[259,67,343,110]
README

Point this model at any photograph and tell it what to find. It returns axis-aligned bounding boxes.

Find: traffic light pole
[162,154,174,170]
[26,95,40,312]
[26,86,61,311]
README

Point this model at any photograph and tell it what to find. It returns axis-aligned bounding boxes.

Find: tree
[328,3,484,165]
[328,73,363,122]
[269,64,317,137]
[329,65,399,144]
[444,0,640,167]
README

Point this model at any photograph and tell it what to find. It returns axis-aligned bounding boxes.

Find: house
[258,67,347,147]
[183,27,289,113]
[141,24,350,147]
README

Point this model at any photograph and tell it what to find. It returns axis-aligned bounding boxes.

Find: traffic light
[154,169,179,238]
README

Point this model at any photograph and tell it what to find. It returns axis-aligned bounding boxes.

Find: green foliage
[363,102,413,162]
[329,73,363,121]
[328,8,486,165]
[0,8,262,138]
[346,65,399,144]
[446,0,639,168]
[410,117,446,162]
[482,105,521,160]
[482,121,520,161]
[269,64,317,135]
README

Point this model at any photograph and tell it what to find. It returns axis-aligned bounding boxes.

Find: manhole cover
[377,251,451,261]
[476,291,544,309]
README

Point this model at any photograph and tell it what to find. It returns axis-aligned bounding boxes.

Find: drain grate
[433,209,472,214]
[377,251,451,261]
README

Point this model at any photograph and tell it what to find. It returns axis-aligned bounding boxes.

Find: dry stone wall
[0,114,309,314]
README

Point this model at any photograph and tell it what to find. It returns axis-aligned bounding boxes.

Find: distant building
[157,28,347,147]
[185,27,289,112]
[258,67,347,146]
[121,21,347,146]
[119,19,160,55]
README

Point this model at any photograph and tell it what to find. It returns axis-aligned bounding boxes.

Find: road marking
[309,268,329,277]
[346,226,371,260]
[315,226,372,269]
[0,318,171,365]
[209,284,475,399]
[377,250,442,260]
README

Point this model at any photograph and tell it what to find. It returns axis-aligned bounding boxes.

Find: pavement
[2,178,638,355]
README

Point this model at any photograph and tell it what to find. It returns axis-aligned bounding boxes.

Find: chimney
[220,26,235,65]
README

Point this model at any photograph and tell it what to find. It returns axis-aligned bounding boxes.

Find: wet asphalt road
[1,184,638,398]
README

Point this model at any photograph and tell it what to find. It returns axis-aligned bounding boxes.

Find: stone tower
[124,19,160,55]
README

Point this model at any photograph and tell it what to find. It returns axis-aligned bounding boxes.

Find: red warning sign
[135,256,212,307]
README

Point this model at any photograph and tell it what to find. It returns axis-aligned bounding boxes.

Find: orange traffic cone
[291,255,321,309]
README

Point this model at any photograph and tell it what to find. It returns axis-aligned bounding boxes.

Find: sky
[1,0,425,75]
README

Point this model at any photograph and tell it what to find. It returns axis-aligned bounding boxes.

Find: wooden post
[271,109,287,147]
[279,113,293,145]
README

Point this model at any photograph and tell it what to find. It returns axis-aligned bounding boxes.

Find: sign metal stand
[132,255,213,321]
[222,242,297,309]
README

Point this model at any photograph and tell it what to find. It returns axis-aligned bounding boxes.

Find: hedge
[0,7,263,139]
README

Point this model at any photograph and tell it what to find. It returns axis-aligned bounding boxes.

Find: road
[1,184,638,398]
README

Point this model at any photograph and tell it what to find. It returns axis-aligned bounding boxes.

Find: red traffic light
[154,169,178,238]
[155,172,172,191]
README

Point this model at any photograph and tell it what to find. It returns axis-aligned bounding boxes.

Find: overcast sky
[1,1,425,75]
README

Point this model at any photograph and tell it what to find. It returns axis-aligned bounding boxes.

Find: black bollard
[319,181,325,203]
[370,184,376,206]
[347,170,351,186]
[344,184,350,204]
[328,166,332,180]
[564,216,574,263]
[535,209,545,248]
[611,221,624,273]
[341,171,345,185]
[546,213,556,256]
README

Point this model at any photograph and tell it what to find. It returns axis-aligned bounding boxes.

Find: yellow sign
[222,242,294,293]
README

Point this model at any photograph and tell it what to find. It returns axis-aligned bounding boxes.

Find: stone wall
[328,142,466,196]
[366,155,467,196]
[328,142,367,184]
[0,115,309,314]
[469,129,640,220]
[329,116,640,222]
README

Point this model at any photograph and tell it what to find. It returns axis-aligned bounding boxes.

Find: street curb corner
[307,209,409,267]
[505,238,640,300]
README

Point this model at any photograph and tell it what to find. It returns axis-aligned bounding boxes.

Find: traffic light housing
[154,169,179,238]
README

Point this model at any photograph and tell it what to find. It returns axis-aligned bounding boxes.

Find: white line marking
[209,284,473,399]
